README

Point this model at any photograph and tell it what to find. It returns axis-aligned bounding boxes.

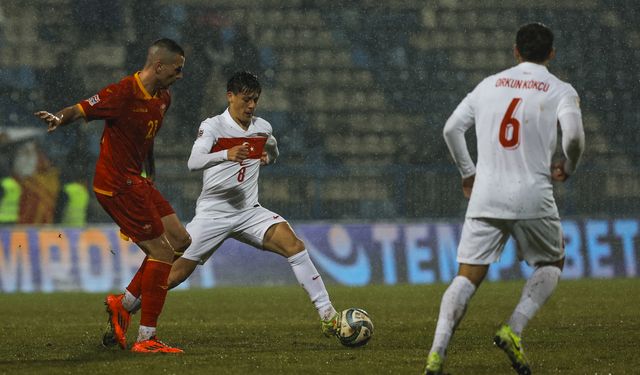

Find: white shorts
[457,216,564,266]
[182,205,287,264]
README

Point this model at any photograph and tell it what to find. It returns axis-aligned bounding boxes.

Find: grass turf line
[0,278,638,374]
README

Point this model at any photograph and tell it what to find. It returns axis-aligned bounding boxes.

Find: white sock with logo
[430,276,477,358]
[508,265,561,336]
[288,250,336,321]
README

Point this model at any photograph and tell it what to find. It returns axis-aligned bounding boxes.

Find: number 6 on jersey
[499,98,522,149]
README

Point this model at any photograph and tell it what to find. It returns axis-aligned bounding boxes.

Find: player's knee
[284,238,305,256]
[141,237,175,263]
[176,233,192,252]
[538,257,565,271]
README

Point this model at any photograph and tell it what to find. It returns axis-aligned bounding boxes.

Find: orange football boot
[103,294,130,349]
[131,337,184,353]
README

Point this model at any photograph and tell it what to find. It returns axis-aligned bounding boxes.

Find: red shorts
[95,181,175,242]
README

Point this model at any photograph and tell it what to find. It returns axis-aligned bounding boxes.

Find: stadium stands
[0,0,638,221]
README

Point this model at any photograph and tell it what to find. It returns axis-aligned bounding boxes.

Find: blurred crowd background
[0,0,638,225]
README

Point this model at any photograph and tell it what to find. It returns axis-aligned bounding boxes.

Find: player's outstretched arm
[34,105,84,133]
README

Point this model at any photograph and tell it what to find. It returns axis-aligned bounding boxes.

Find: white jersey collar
[517,61,549,73]
[223,107,253,132]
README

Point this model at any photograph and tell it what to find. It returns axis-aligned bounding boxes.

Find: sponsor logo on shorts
[143,224,152,233]
[273,215,280,220]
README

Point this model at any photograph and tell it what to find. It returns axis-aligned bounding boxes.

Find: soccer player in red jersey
[34,38,191,353]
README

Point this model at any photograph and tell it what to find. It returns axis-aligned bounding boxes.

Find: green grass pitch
[1,278,638,374]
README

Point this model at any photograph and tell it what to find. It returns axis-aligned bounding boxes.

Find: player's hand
[462,174,475,199]
[551,161,569,182]
[34,111,63,132]
[260,151,269,166]
[227,144,250,162]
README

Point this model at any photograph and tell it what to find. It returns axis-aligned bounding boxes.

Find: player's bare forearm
[34,105,84,132]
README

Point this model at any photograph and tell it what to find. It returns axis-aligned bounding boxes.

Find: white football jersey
[445,62,582,219]
[189,108,272,216]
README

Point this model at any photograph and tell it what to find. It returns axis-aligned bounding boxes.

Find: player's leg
[168,216,230,289]
[97,185,182,353]
[114,191,191,315]
[506,217,564,335]
[493,217,565,375]
[235,207,340,336]
[116,256,147,317]
[95,192,141,349]
[425,218,507,375]
[130,234,182,353]
[161,213,192,257]
[261,221,339,336]
[168,257,199,289]
[425,263,486,375]
[507,259,563,336]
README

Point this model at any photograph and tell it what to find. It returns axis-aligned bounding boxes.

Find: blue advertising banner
[0,219,638,293]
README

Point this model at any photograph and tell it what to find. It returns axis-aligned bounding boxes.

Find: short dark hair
[227,71,261,95]
[516,23,554,63]
[152,38,184,57]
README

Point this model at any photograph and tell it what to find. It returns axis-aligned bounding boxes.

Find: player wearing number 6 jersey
[120,72,342,340]
[424,23,585,375]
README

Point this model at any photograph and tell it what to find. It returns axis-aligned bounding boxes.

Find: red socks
[126,256,148,298]
[139,259,172,327]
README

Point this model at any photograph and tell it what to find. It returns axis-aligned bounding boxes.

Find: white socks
[123,289,142,314]
[137,325,156,342]
[508,265,561,336]
[288,250,336,321]
[125,250,337,325]
[427,266,561,358]
[430,276,477,357]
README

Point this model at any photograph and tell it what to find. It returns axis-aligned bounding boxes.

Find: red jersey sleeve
[78,81,129,121]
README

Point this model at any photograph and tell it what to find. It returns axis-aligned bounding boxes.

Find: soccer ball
[337,308,374,347]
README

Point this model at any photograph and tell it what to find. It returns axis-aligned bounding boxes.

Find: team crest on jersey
[197,128,204,138]
[87,94,101,106]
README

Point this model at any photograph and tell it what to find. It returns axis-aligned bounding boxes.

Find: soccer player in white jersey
[116,71,342,340]
[423,23,585,375]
